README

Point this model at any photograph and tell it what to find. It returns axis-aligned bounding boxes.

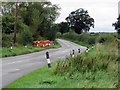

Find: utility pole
[13,0,18,45]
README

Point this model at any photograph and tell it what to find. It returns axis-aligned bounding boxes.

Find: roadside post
[46,51,51,68]
[70,50,72,57]
[86,47,89,53]
[86,47,90,53]
[25,45,27,48]
[10,46,13,49]
[10,42,13,50]
[78,49,80,53]
[72,49,75,57]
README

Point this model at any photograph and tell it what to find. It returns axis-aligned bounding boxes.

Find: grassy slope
[5,63,117,88]
[62,38,90,47]
[5,33,119,88]
[1,41,61,58]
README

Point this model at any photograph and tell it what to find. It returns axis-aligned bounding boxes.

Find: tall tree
[112,15,120,39]
[65,8,94,34]
[22,2,60,39]
[59,22,69,34]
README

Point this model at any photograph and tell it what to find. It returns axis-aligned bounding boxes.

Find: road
[1,39,86,89]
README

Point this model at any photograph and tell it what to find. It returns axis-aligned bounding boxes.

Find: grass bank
[1,41,61,58]
[5,62,118,88]
[58,31,117,47]
[5,33,119,88]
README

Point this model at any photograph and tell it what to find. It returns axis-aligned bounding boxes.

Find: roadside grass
[58,32,117,47]
[1,41,61,58]
[62,38,91,47]
[5,61,118,88]
[5,35,119,88]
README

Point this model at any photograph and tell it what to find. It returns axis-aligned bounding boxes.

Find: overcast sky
[50,0,119,32]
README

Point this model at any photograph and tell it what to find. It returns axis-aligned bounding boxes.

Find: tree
[112,15,120,30]
[65,8,94,34]
[21,2,60,39]
[2,13,14,34]
[59,22,69,34]
[2,1,60,47]
[46,24,57,41]
[112,15,120,39]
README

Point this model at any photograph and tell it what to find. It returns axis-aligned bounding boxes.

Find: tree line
[2,1,119,47]
[2,2,60,47]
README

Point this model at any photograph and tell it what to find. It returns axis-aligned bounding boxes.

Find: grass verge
[62,38,91,47]
[1,41,61,58]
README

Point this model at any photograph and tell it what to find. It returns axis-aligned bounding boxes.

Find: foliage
[2,33,13,47]
[2,2,60,46]
[112,15,120,39]
[96,33,115,43]
[46,25,57,41]
[65,8,94,34]
[56,32,62,38]
[56,39,118,73]
[21,2,60,39]
[60,31,98,46]
[59,32,117,47]
[55,34,118,88]
[56,33,118,72]
[58,22,69,34]
[17,29,33,46]
[2,14,14,34]
[112,15,120,30]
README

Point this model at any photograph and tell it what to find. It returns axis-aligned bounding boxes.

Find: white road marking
[7,60,30,65]
[58,57,64,59]
[15,69,20,71]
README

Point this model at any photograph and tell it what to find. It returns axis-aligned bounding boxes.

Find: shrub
[17,29,33,45]
[96,33,115,43]
[87,36,96,44]
[62,32,97,45]
[2,34,13,47]
[56,32,62,38]
[46,26,57,41]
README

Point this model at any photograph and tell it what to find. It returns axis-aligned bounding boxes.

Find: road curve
[1,39,86,88]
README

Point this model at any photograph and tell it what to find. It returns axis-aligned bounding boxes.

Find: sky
[50,0,119,32]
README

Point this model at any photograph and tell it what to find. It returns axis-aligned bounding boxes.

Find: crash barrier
[34,40,52,48]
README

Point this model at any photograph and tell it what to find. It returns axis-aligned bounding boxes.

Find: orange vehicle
[34,40,52,48]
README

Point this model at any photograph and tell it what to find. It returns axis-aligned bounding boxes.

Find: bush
[96,33,115,43]
[2,34,13,47]
[62,32,97,45]
[37,36,45,40]
[46,26,57,41]
[56,32,62,38]
[63,31,79,40]
[87,36,96,44]
[17,29,33,45]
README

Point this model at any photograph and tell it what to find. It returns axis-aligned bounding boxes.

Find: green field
[5,33,119,88]
[1,41,61,58]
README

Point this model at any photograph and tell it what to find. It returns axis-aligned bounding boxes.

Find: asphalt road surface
[1,39,86,89]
